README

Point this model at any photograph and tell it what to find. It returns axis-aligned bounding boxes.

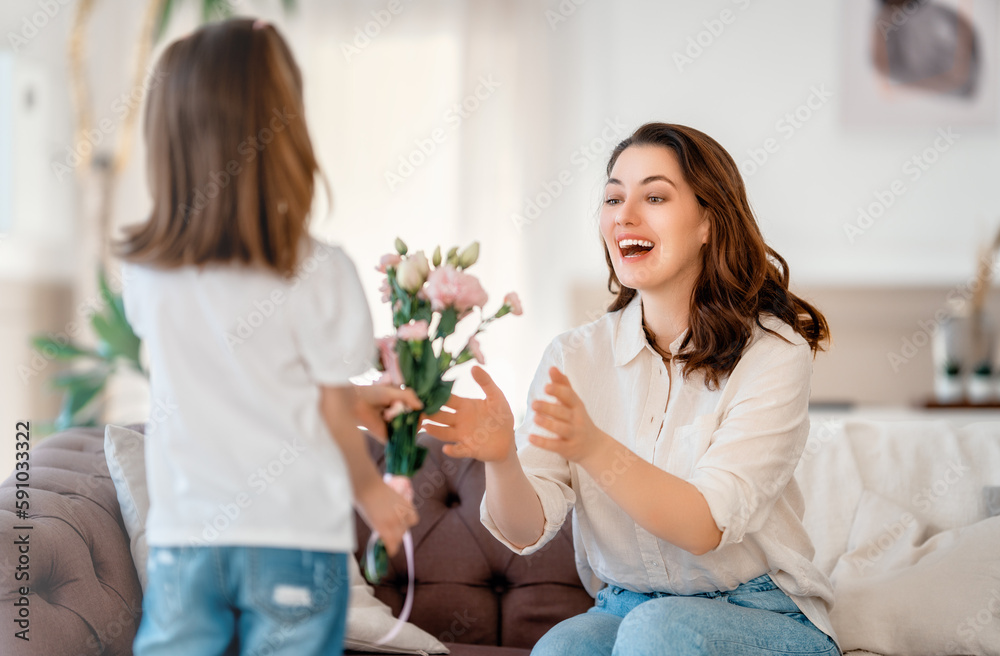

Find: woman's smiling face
[600,145,710,297]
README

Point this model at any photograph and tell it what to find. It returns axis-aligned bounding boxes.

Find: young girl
[424,123,842,656]
[117,19,418,656]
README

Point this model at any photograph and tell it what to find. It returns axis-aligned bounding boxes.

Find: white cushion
[105,424,150,591]
[830,491,1000,655]
[104,424,447,653]
[345,556,448,654]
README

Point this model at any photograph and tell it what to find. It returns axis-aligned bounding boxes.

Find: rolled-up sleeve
[688,337,812,551]
[481,342,577,555]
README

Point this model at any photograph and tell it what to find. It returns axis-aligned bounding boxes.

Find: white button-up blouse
[481,293,837,643]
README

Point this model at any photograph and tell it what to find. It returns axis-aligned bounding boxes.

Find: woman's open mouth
[618,238,654,261]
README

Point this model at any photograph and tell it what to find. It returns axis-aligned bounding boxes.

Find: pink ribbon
[366,474,416,646]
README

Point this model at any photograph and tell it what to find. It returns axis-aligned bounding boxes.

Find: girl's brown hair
[604,123,829,388]
[116,18,320,277]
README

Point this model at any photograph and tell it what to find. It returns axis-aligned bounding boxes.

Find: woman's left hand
[528,367,610,465]
[354,384,423,442]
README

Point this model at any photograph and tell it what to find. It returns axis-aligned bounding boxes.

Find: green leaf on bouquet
[412,299,433,324]
[397,340,415,387]
[436,307,458,339]
[415,348,439,397]
[413,444,428,471]
[423,379,455,416]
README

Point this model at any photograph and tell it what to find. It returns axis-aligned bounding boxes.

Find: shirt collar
[612,292,690,367]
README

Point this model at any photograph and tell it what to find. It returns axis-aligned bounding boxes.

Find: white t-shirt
[122,239,375,553]
[481,292,838,646]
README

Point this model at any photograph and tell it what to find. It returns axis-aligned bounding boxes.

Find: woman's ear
[698,209,711,245]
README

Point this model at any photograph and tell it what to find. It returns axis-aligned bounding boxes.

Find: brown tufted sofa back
[356,434,593,649]
[0,427,143,656]
[0,428,591,655]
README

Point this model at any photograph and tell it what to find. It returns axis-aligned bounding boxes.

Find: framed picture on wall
[842,0,998,127]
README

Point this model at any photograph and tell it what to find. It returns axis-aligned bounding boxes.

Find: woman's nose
[615,198,639,226]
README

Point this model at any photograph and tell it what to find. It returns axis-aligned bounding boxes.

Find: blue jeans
[134,546,350,656]
[532,574,841,656]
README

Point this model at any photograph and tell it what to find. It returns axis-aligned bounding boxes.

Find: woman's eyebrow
[605,175,677,188]
[642,175,676,188]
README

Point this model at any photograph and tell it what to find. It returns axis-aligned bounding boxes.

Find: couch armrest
[0,427,142,656]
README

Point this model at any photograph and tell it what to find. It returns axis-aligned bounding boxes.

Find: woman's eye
[648,196,664,203]
[604,198,621,205]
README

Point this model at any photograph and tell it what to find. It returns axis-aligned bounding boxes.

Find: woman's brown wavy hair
[603,123,829,388]
[116,18,321,277]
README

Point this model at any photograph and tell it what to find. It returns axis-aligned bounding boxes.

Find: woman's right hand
[422,366,516,462]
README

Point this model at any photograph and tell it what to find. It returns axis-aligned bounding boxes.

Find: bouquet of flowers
[364,237,521,583]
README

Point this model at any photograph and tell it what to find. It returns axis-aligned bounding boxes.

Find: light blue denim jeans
[531,574,841,656]
[134,546,350,656]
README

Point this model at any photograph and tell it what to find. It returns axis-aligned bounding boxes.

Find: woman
[423,123,839,656]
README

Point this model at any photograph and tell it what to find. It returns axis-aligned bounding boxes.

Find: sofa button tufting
[444,492,461,508]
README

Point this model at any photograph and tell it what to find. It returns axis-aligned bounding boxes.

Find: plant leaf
[51,367,110,390]
[435,307,458,339]
[30,335,99,360]
[95,269,143,369]
[412,300,433,324]
[54,372,106,430]
[415,349,438,398]
[91,312,142,366]
[396,340,415,387]
[423,380,454,416]
[154,0,176,43]
[98,267,130,329]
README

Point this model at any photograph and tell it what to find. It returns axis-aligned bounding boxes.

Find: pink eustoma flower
[376,336,403,386]
[397,320,430,342]
[467,335,485,365]
[503,292,523,316]
[382,400,408,422]
[376,253,402,273]
[425,264,488,314]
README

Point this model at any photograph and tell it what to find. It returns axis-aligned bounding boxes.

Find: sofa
[0,425,592,656]
[1,414,999,656]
